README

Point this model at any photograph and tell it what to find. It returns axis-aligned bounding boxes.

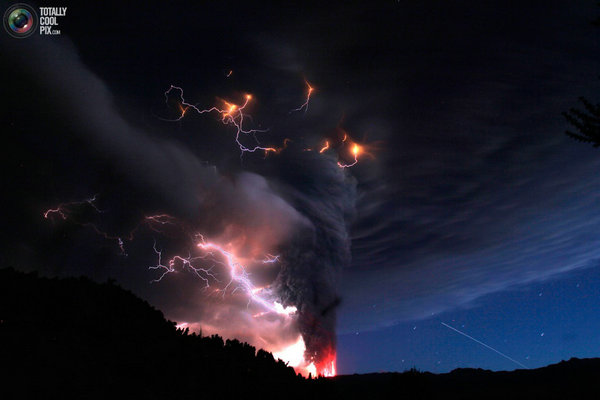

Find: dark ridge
[2,267,599,399]
[0,267,302,399]
[313,358,600,398]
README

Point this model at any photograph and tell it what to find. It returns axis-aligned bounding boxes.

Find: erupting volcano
[144,151,354,377]
[148,223,345,377]
[32,17,363,375]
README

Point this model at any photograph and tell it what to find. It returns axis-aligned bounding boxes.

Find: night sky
[2,0,599,375]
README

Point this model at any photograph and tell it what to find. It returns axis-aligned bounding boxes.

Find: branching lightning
[316,130,371,169]
[164,85,279,157]
[149,239,219,287]
[163,79,372,174]
[337,143,362,168]
[44,199,298,319]
[194,236,293,315]
[290,80,315,114]
[43,194,101,219]
[43,194,128,254]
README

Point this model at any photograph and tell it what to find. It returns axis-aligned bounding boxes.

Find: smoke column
[271,150,357,374]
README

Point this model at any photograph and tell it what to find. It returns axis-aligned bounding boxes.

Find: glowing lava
[318,355,337,377]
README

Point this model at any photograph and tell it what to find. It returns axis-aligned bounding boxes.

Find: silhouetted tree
[564,5,600,146]
[563,97,600,146]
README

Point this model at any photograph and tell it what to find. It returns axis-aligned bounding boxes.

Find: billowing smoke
[1,30,357,375]
[270,150,356,371]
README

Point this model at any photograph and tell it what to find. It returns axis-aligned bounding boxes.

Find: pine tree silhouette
[563,97,600,146]
[563,5,600,147]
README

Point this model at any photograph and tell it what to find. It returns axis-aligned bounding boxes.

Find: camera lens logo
[4,4,37,38]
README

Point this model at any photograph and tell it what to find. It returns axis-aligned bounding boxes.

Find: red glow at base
[321,359,337,377]
[315,349,337,377]
[273,337,336,378]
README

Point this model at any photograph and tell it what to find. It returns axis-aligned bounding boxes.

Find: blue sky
[339,264,600,373]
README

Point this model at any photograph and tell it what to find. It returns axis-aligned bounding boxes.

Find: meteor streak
[441,322,528,369]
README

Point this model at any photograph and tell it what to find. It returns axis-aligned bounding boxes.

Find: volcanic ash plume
[170,153,357,377]
[270,153,357,376]
[152,157,356,377]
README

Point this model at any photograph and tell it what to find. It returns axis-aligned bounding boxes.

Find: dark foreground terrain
[1,267,598,399]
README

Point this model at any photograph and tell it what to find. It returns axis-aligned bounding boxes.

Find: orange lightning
[337,141,365,168]
[164,86,279,156]
[291,80,315,113]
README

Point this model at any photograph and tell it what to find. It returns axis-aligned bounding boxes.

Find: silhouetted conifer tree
[564,5,600,146]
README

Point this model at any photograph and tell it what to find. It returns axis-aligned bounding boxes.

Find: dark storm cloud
[269,149,356,365]
[327,2,600,331]
[237,1,600,331]
[1,32,311,234]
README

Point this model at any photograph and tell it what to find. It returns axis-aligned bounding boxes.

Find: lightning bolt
[337,142,362,168]
[43,194,101,219]
[149,240,218,287]
[193,236,292,314]
[290,80,315,114]
[319,140,330,153]
[43,194,127,254]
[164,85,279,157]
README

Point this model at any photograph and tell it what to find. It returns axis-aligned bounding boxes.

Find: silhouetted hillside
[0,268,301,399]
[2,267,599,399]
[311,355,600,399]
